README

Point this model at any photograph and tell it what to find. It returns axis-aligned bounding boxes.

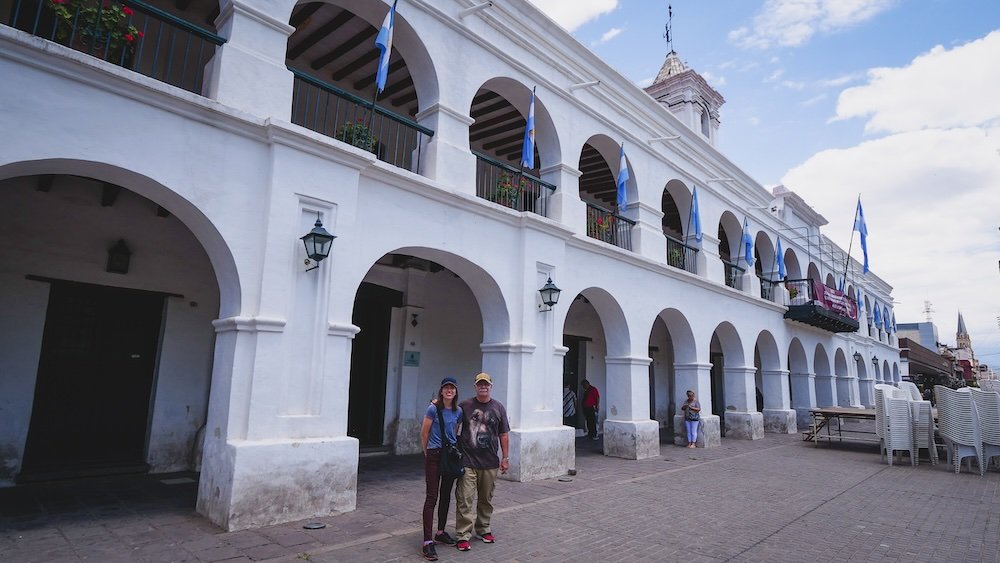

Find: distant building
[897,322,939,351]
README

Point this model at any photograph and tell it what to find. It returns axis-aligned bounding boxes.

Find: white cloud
[784,128,1000,364]
[820,73,862,88]
[527,0,618,32]
[765,69,785,82]
[781,80,806,90]
[730,0,896,49]
[702,71,726,87]
[833,31,1000,134]
[748,116,761,126]
[801,93,827,107]
[593,26,623,46]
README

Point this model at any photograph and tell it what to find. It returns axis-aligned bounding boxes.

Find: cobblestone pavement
[3,431,1000,562]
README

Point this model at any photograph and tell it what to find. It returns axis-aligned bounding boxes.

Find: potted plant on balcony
[336,118,378,154]
[47,0,143,64]
[588,215,614,243]
[493,170,527,209]
[668,247,684,267]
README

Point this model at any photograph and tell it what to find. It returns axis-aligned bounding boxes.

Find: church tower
[957,311,972,350]
[644,5,725,146]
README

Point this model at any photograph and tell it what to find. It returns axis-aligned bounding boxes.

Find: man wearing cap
[454,372,510,552]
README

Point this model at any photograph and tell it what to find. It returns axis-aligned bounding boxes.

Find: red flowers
[124,33,134,42]
[137,31,144,38]
[122,6,133,15]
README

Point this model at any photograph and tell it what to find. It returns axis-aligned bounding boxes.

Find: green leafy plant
[788,286,799,299]
[47,0,143,60]
[668,247,684,266]
[336,118,377,153]
[493,170,528,209]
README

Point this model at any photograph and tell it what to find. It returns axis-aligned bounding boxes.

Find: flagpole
[841,193,861,290]
[684,189,693,245]
[514,86,536,213]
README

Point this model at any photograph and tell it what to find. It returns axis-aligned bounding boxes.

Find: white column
[790,371,817,430]
[542,164,585,235]
[693,234,724,284]
[761,369,796,433]
[621,202,667,262]
[673,362,720,448]
[603,356,660,459]
[203,0,295,120]
[415,103,477,192]
[723,366,763,440]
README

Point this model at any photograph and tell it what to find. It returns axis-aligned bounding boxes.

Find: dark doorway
[710,352,726,438]
[562,336,588,430]
[348,282,403,447]
[20,281,165,481]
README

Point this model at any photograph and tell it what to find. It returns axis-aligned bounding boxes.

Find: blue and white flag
[689,186,703,242]
[892,313,897,333]
[883,308,891,332]
[520,87,536,169]
[873,301,881,326]
[741,217,754,267]
[837,277,845,292]
[374,0,398,94]
[776,238,786,278]
[854,197,869,273]
[616,143,629,209]
[856,289,863,315]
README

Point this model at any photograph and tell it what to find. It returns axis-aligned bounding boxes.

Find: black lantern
[853,351,862,362]
[538,276,561,312]
[301,216,336,271]
[106,239,132,274]
[872,355,879,368]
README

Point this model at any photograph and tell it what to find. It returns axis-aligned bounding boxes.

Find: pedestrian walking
[681,389,701,448]
[419,377,462,560]
[454,373,510,552]
[581,379,600,440]
[562,381,577,428]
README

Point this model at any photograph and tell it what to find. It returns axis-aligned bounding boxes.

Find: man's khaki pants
[455,467,498,541]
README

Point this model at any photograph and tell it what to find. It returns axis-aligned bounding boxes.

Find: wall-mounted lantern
[872,355,879,369]
[301,215,335,272]
[853,351,862,363]
[106,239,132,274]
[538,277,561,312]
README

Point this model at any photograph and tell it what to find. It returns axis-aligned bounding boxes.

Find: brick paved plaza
[3,432,999,562]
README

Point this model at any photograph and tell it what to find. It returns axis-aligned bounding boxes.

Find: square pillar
[761,369,796,434]
[541,164,585,234]
[672,363,720,448]
[415,103,477,192]
[693,234,724,285]
[723,366,763,440]
[790,371,816,429]
[603,356,659,459]
[621,202,667,262]
[203,0,295,120]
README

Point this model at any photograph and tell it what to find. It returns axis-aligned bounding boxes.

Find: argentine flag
[742,217,754,267]
[616,144,629,209]
[520,88,535,169]
[689,186,703,242]
[854,197,869,273]
[776,238,786,279]
[374,1,398,94]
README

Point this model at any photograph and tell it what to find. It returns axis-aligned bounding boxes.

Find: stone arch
[783,246,802,280]
[647,308,697,430]
[754,231,776,279]
[856,352,872,407]
[893,362,900,383]
[661,179,692,241]
[716,211,743,263]
[807,262,821,284]
[883,360,891,384]
[577,134,637,210]
[711,321,746,367]
[825,273,836,288]
[0,159,240,316]
[788,338,809,374]
[788,337,812,427]
[654,308,698,364]
[468,77,561,175]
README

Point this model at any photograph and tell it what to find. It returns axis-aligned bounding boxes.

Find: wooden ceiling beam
[353,56,404,90]
[469,118,525,143]
[391,90,417,107]
[470,109,522,131]
[290,2,322,29]
[471,99,511,119]
[330,48,379,81]
[288,9,353,61]
[313,25,376,70]
[482,133,522,151]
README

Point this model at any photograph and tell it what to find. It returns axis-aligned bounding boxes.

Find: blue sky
[531,0,1000,366]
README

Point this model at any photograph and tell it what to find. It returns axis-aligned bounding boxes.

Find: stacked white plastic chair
[969,387,1000,472]
[900,381,923,401]
[980,380,1000,394]
[874,384,893,460]
[910,398,938,465]
[884,393,917,466]
[935,385,984,475]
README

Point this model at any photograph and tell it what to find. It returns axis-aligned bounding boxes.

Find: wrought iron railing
[586,203,634,250]
[4,0,225,94]
[723,261,745,290]
[290,69,433,174]
[760,278,778,301]
[473,151,555,217]
[785,278,858,319]
[665,233,698,273]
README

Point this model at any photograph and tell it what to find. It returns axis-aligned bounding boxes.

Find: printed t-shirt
[458,397,510,469]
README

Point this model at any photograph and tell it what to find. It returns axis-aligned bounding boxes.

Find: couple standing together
[420,373,510,561]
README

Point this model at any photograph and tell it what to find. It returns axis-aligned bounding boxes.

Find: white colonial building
[0,0,900,530]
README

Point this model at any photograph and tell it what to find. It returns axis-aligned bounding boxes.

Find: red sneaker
[456,540,471,551]
[480,533,495,543]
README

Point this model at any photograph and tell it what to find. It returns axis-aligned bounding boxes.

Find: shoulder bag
[437,406,465,478]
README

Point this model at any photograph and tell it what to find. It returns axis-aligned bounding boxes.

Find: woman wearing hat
[419,377,462,560]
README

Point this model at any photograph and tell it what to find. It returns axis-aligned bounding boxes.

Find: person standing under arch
[581,379,600,440]
[420,377,462,560]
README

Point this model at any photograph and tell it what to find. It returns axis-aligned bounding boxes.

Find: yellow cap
[474,372,493,385]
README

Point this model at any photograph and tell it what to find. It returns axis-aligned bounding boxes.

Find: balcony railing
[760,278,778,301]
[5,0,225,94]
[784,278,859,333]
[723,261,744,290]
[665,233,698,273]
[473,151,555,217]
[586,203,634,250]
[290,69,433,174]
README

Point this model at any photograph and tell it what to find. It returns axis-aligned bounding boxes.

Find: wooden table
[803,407,878,446]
